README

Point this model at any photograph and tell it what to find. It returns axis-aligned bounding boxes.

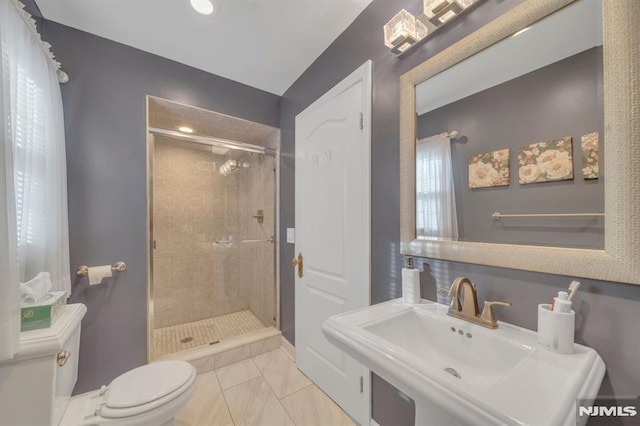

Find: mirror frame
[400,0,640,284]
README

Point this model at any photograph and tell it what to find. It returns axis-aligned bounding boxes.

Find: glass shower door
[151,136,276,359]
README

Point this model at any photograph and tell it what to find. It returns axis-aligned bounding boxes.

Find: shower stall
[147,98,279,360]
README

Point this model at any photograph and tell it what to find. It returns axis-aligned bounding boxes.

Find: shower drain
[180,337,194,344]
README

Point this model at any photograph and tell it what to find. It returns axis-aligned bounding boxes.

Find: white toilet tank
[0,303,87,426]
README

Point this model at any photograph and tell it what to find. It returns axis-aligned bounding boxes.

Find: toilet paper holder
[76,262,127,277]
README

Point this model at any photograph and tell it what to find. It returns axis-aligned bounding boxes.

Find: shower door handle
[292,253,303,278]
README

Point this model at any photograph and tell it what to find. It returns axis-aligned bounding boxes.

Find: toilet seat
[99,361,196,419]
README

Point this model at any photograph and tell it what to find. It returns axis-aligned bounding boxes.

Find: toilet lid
[105,360,194,409]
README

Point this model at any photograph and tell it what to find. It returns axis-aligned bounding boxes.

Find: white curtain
[416,134,458,240]
[1,0,70,360]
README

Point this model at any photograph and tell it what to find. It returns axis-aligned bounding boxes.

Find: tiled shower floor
[153,310,266,358]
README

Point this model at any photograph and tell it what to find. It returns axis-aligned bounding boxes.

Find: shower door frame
[145,99,281,362]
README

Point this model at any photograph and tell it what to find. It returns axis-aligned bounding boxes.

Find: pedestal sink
[322,299,605,426]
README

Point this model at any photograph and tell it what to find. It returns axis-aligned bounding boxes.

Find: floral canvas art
[581,132,599,179]
[518,137,573,184]
[468,149,510,189]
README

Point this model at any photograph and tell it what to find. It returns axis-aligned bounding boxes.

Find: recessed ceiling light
[178,126,195,134]
[190,0,214,15]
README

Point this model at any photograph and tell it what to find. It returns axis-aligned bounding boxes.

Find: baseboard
[280,335,295,362]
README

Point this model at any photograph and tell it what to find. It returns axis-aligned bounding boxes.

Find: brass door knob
[292,253,303,278]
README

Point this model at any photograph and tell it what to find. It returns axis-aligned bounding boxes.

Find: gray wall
[21,0,41,17]
[279,1,640,425]
[418,47,604,249]
[39,21,280,393]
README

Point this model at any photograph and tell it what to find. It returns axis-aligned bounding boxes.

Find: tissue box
[21,291,67,331]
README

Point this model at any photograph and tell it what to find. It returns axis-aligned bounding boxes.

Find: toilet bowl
[61,360,196,426]
[0,303,196,426]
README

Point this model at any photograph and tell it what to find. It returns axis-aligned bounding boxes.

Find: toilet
[0,303,196,426]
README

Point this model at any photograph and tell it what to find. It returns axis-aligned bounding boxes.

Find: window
[415,135,458,240]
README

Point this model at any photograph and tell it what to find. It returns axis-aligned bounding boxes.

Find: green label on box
[21,306,53,331]
[20,291,66,331]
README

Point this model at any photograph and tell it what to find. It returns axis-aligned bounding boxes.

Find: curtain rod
[10,0,69,83]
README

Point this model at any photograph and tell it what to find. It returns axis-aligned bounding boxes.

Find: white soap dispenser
[402,257,421,304]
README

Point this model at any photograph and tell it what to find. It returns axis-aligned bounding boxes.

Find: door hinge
[360,376,364,393]
[359,112,363,130]
[153,240,157,249]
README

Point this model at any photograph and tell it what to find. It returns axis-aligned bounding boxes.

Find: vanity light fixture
[177,126,195,134]
[423,0,474,26]
[190,0,214,15]
[384,9,429,55]
[385,0,478,56]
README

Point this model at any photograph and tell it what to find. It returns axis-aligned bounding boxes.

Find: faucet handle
[480,301,512,326]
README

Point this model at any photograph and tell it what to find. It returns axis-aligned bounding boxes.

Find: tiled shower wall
[153,137,276,329]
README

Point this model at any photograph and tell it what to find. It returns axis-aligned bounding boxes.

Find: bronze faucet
[447,277,511,329]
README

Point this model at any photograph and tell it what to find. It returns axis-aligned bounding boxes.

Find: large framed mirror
[400,0,640,284]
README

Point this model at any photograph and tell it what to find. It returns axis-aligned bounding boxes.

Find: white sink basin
[322,299,605,426]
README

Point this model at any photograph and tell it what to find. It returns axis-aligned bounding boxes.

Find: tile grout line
[250,350,302,424]
[225,373,297,426]
[185,350,351,426]
[280,381,354,425]
[252,352,282,399]
[218,373,238,426]
[254,348,314,401]
[215,358,261,391]
[270,359,355,424]
[278,382,315,402]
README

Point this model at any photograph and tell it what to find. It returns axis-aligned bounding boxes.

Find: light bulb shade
[384,10,428,55]
[423,0,473,26]
[190,0,214,15]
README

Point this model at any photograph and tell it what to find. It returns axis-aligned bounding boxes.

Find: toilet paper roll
[88,265,112,285]
[402,268,421,304]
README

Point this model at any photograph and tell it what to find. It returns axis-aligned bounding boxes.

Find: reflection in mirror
[416,132,458,240]
[415,0,604,249]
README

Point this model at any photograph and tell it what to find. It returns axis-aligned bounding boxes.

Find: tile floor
[176,347,355,426]
[154,310,266,358]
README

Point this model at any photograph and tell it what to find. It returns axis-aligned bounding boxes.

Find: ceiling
[36,0,374,95]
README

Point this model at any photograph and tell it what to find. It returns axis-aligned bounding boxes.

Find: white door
[294,60,372,424]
